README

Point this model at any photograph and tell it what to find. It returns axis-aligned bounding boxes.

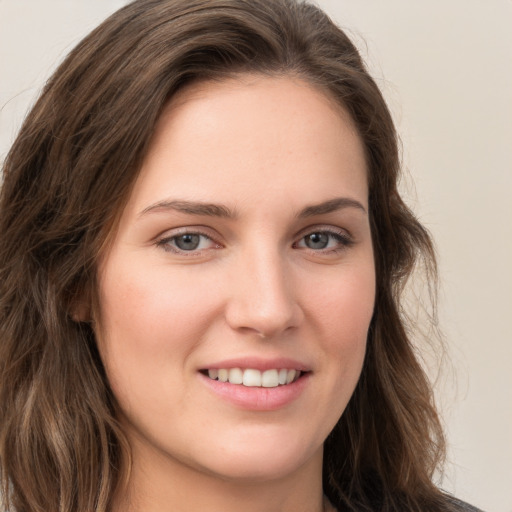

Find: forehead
[125,73,368,217]
[156,73,361,158]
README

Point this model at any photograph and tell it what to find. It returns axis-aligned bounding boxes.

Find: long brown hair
[1,1,450,510]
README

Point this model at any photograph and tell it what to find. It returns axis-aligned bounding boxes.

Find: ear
[69,286,92,323]
[70,301,91,323]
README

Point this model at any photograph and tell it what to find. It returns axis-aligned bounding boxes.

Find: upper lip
[200,357,311,372]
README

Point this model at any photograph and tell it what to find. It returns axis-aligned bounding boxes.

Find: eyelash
[293,229,354,253]
[156,229,218,256]
[155,227,354,256]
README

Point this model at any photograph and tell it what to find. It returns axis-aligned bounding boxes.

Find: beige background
[1,1,511,511]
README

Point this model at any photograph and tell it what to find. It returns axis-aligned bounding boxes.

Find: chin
[202,454,313,483]
[191,432,324,483]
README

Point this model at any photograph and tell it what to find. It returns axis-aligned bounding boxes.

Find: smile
[204,368,302,387]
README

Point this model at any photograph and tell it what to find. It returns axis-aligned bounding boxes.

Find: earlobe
[69,287,93,323]
[70,302,91,323]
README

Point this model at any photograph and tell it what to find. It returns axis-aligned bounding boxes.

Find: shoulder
[447,496,485,512]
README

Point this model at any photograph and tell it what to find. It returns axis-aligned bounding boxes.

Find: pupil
[176,234,200,250]
[306,232,328,249]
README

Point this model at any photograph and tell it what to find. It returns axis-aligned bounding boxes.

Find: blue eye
[304,232,330,249]
[296,230,352,251]
[158,232,216,253]
[174,233,201,251]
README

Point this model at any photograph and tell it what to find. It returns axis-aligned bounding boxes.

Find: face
[94,75,375,483]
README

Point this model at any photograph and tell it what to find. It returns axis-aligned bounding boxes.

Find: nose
[224,246,303,339]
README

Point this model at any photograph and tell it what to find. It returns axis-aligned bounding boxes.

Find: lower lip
[199,372,310,411]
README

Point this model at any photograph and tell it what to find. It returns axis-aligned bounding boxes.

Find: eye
[295,229,352,252]
[157,231,218,253]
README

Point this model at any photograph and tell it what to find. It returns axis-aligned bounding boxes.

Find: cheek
[309,264,375,341]
[93,258,222,405]
[296,262,374,437]
[97,258,220,349]
[94,260,219,417]
[305,261,375,395]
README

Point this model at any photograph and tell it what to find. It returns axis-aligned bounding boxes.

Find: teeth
[262,369,279,388]
[243,369,261,387]
[206,368,302,387]
[228,368,243,384]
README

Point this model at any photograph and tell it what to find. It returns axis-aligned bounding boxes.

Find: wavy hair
[1,0,451,510]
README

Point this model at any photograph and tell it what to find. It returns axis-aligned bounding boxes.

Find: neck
[111,439,329,512]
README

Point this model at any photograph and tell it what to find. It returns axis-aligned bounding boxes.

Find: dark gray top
[450,497,485,511]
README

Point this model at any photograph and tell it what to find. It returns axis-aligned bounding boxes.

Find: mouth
[200,368,304,388]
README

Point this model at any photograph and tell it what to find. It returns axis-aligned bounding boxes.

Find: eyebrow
[139,196,366,219]
[298,197,367,217]
[140,200,236,218]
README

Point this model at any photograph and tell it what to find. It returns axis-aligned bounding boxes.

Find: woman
[0,0,482,511]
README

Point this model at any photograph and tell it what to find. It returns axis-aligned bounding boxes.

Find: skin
[93,74,375,512]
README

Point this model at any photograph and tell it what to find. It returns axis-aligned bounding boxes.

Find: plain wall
[1,1,511,511]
